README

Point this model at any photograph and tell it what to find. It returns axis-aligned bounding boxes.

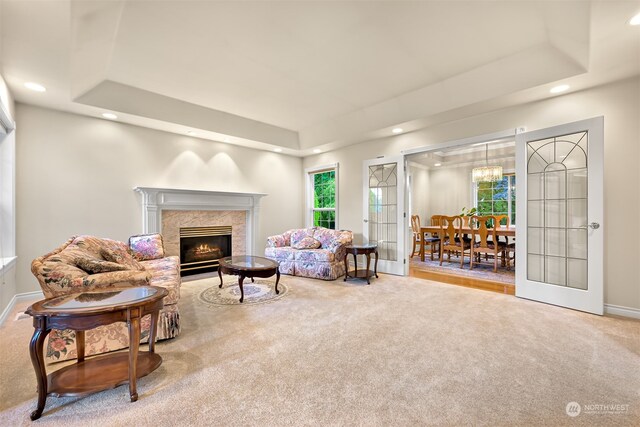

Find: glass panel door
[516,117,603,314]
[363,156,406,275]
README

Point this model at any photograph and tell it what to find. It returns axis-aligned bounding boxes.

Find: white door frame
[515,116,604,315]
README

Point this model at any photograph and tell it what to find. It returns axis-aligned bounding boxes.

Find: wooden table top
[420,225,516,237]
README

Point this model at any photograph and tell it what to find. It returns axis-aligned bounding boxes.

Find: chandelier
[472,143,503,183]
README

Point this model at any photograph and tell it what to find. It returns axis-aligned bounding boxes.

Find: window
[306,164,338,229]
[474,174,516,225]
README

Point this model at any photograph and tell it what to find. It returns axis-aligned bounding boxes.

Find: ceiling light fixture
[392,128,403,134]
[550,84,570,94]
[472,144,503,183]
[274,148,283,153]
[629,12,640,25]
[434,163,442,167]
[24,82,46,92]
[223,138,230,143]
[313,149,322,154]
[101,113,118,120]
[187,131,196,136]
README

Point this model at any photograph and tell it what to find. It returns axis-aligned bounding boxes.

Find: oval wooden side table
[25,286,167,420]
[343,244,379,284]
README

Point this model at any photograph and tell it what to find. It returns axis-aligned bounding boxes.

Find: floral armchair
[31,234,181,362]
[265,227,353,280]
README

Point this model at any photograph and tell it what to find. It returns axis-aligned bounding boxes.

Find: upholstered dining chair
[439,216,471,268]
[470,215,507,272]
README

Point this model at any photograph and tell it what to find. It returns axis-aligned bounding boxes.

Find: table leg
[238,275,245,303]
[374,250,379,278]
[128,314,141,402]
[218,267,223,288]
[353,253,358,280]
[76,330,85,363]
[343,253,349,281]
[29,318,50,421]
[421,236,425,262]
[275,269,281,294]
[365,253,371,285]
[148,312,159,353]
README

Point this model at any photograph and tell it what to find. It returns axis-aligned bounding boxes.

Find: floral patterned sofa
[30,234,180,363]
[265,227,353,280]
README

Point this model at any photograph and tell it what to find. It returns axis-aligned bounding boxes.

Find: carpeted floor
[1,274,638,426]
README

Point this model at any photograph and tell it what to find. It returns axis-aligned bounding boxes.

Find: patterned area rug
[199,278,288,306]
[410,255,515,284]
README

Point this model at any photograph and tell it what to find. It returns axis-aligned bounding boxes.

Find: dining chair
[411,215,440,260]
[410,215,421,258]
[439,216,471,268]
[470,215,507,272]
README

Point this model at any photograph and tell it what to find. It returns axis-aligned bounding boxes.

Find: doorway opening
[403,130,518,294]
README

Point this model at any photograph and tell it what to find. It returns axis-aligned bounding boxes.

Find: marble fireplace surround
[134,187,266,256]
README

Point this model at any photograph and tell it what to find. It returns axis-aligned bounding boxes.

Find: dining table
[419,225,516,262]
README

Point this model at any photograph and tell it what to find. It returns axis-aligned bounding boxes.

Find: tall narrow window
[474,173,516,225]
[306,164,338,229]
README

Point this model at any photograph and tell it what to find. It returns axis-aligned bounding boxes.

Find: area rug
[199,278,288,306]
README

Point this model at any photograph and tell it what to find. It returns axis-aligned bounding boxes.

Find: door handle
[579,222,600,230]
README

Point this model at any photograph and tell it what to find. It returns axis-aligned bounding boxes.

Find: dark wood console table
[25,286,167,420]
[344,244,379,284]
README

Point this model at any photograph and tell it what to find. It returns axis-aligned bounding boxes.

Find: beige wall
[15,104,303,293]
[425,158,515,218]
[303,76,640,310]
[0,73,17,317]
[408,164,429,223]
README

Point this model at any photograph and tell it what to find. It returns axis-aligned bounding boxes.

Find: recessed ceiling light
[187,131,196,136]
[550,84,570,94]
[274,148,283,153]
[24,82,46,92]
[392,128,403,134]
[101,113,118,120]
[630,12,640,26]
[313,149,322,154]
[434,163,442,167]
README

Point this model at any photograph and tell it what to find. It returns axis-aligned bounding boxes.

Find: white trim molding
[0,290,44,327]
[134,187,266,255]
[604,304,640,320]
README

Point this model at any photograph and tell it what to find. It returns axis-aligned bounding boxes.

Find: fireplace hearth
[180,226,232,276]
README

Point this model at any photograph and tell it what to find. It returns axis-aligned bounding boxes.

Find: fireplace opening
[179,226,232,276]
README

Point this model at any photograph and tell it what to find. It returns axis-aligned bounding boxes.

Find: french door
[362,156,407,275]
[515,117,603,314]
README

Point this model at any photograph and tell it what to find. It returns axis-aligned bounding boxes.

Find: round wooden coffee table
[218,255,280,303]
[25,286,167,420]
[344,244,379,284]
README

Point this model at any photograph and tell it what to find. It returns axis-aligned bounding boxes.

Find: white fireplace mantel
[134,187,266,254]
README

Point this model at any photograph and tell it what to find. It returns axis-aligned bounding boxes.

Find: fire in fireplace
[179,226,232,276]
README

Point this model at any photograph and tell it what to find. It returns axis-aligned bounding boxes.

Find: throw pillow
[100,247,145,271]
[292,236,322,250]
[129,234,165,261]
[75,257,129,274]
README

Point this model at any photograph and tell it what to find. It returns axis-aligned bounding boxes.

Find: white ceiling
[1,1,639,155]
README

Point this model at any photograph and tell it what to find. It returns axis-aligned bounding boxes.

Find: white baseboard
[604,304,640,320]
[0,290,44,326]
